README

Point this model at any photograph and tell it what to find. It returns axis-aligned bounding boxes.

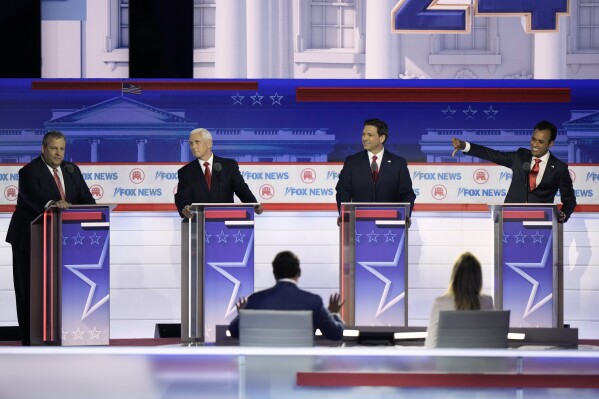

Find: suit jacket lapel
[538,154,557,188]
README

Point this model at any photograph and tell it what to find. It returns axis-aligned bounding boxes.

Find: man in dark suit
[6,131,96,345]
[451,120,576,222]
[175,128,263,218]
[229,251,345,341]
[335,118,416,225]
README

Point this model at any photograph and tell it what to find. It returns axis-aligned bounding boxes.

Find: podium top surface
[190,203,259,208]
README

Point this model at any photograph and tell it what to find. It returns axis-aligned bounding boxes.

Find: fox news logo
[457,188,506,197]
[155,171,178,181]
[412,172,461,181]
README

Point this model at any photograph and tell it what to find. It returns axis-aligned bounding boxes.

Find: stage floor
[1,341,599,399]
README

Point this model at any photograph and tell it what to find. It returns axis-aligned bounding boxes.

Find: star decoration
[250,92,264,105]
[270,92,283,105]
[441,106,456,119]
[63,238,110,321]
[62,328,69,341]
[384,230,397,243]
[217,231,229,243]
[514,231,527,244]
[233,230,246,243]
[531,230,544,244]
[366,230,380,243]
[503,233,509,244]
[355,232,362,243]
[531,230,543,244]
[73,327,85,340]
[463,106,478,120]
[62,235,68,246]
[208,233,254,319]
[231,92,244,105]
[205,326,214,341]
[358,230,406,318]
[89,232,101,245]
[89,327,101,340]
[484,106,499,119]
[205,233,212,243]
[505,231,553,319]
[73,232,85,245]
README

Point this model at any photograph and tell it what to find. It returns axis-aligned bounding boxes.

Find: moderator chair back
[436,310,510,348]
[239,309,314,347]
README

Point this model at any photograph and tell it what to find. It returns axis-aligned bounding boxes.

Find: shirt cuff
[463,142,471,153]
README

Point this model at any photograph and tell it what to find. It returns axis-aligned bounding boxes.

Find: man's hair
[42,131,66,147]
[449,252,483,310]
[190,128,213,141]
[534,120,557,143]
[364,118,388,143]
[272,251,301,280]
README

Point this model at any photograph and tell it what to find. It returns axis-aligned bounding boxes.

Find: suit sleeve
[335,158,352,213]
[70,163,96,205]
[397,158,416,214]
[424,297,442,348]
[557,165,577,221]
[467,143,517,169]
[18,164,57,214]
[228,316,240,338]
[230,161,258,204]
[175,167,192,217]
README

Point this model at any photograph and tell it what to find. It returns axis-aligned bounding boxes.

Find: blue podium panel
[60,208,111,346]
[353,206,408,327]
[203,207,255,342]
[494,205,560,328]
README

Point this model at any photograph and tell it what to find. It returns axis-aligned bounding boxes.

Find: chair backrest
[435,310,510,348]
[239,309,314,347]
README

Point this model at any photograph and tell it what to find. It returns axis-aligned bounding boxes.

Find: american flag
[122,83,142,94]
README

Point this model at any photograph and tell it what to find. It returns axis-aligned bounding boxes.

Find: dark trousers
[11,247,30,345]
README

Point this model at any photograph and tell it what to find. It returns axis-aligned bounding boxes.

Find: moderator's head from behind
[272,251,301,281]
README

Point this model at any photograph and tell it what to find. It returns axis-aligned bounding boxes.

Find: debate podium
[339,203,410,327]
[30,204,113,346]
[490,204,563,328]
[181,203,258,344]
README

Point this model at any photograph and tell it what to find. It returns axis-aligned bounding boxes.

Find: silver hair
[190,128,212,141]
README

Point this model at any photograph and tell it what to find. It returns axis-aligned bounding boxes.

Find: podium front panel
[60,208,111,345]
[182,204,256,343]
[341,203,408,327]
[495,205,559,327]
[203,207,255,342]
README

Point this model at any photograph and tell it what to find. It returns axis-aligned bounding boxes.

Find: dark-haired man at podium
[335,118,416,226]
[229,251,345,341]
[6,131,96,345]
[175,128,263,219]
[451,120,576,222]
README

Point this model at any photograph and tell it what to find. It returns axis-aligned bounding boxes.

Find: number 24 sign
[392,0,569,33]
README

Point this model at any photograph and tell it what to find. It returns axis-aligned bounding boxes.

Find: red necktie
[203,161,211,190]
[529,158,541,191]
[371,155,378,181]
[53,168,66,200]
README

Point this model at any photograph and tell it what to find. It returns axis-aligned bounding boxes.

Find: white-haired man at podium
[175,128,263,218]
[6,131,96,345]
